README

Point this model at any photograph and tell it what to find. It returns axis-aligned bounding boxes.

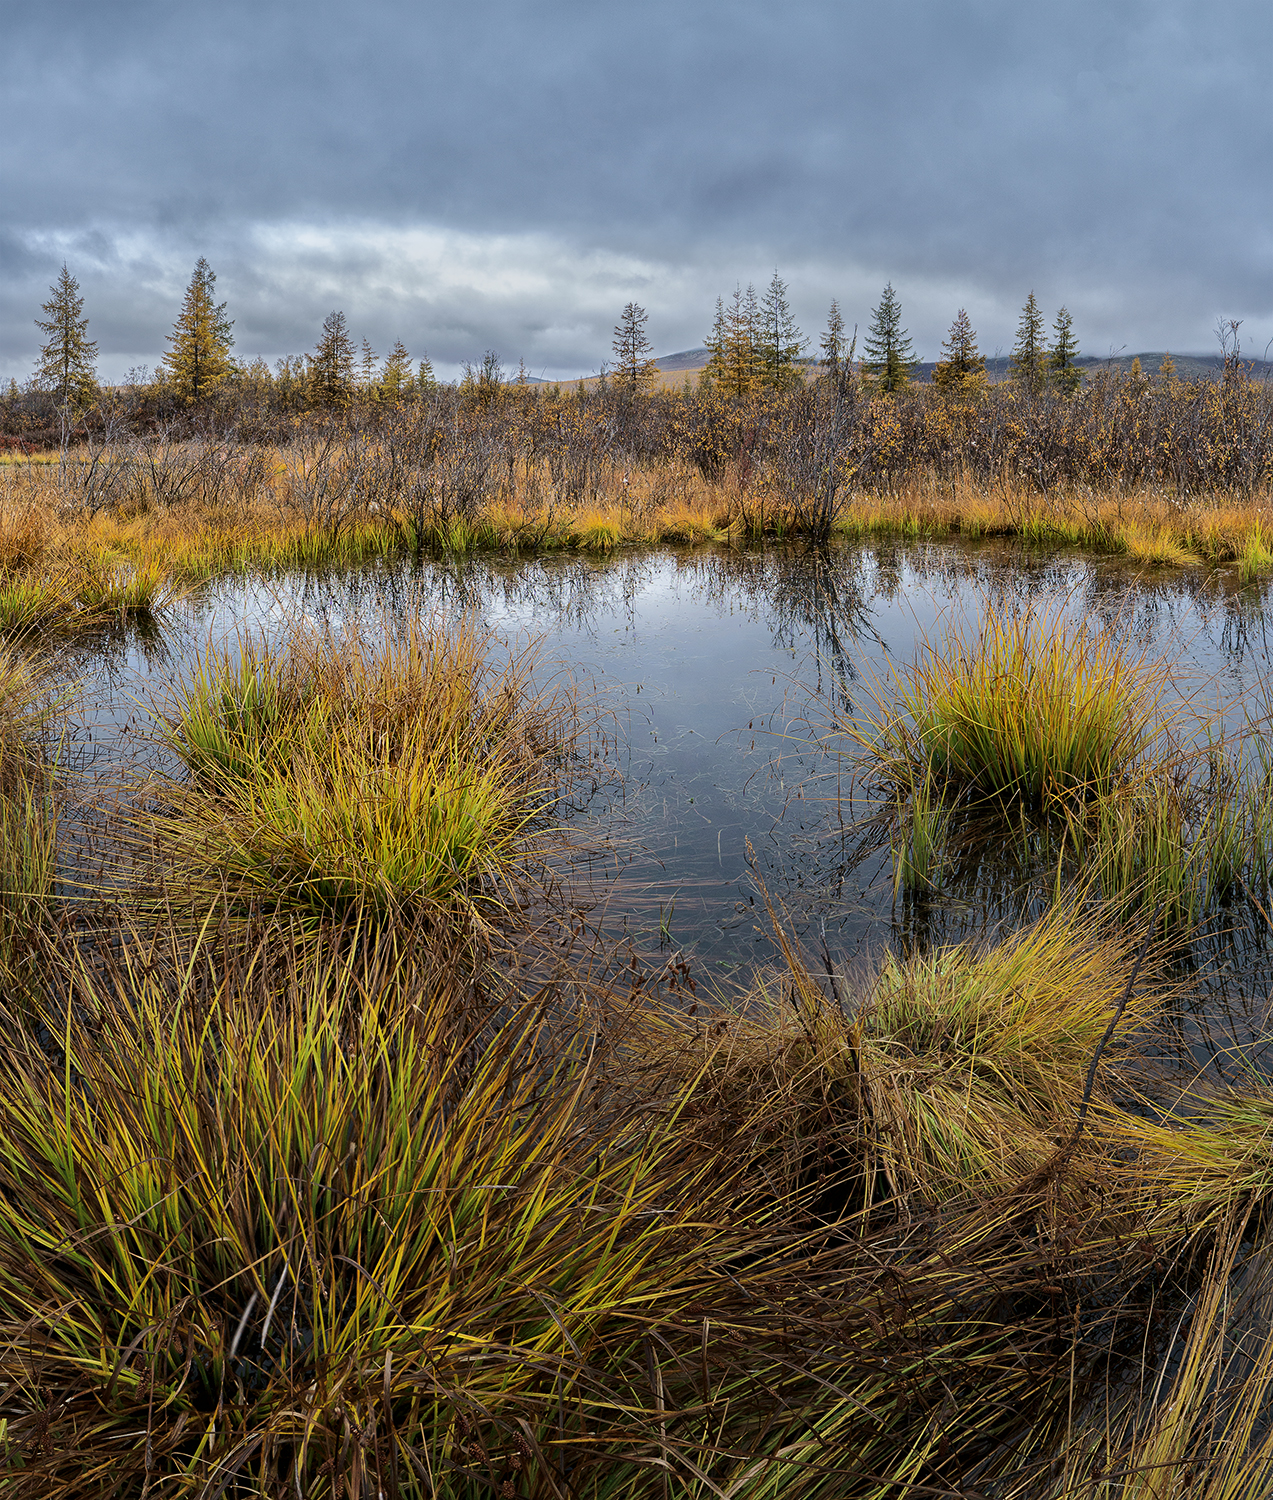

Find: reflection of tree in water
[680,545,880,717]
[482,553,657,634]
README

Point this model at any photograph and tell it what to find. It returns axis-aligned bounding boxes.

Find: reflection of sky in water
[53,539,1273,1076]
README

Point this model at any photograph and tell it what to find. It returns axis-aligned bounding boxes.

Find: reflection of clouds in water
[43,538,1273,1074]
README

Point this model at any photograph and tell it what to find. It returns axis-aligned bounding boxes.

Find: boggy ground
[6,409,1273,638]
[2,592,1273,1497]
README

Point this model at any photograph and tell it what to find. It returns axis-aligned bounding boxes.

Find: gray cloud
[4,0,1273,381]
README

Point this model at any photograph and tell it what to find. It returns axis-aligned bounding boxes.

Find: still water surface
[59,538,1273,1075]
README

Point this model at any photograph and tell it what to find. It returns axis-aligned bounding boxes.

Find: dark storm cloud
[4,0,1273,379]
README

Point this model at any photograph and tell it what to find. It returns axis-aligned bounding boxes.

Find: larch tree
[932,308,986,395]
[759,270,807,389]
[862,283,917,392]
[381,341,413,400]
[612,302,659,393]
[1009,292,1047,395]
[310,311,356,406]
[161,258,235,404]
[35,264,99,410]
[1048,306,1083,395]
[705,285,763,399]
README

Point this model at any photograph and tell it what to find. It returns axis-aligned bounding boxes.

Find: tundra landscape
[8,2,1273,1494]
[1,257,1273,1496]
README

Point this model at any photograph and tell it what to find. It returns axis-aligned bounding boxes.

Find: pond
[57,536,1273,1081]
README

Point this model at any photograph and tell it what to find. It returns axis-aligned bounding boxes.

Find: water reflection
[44,537,1273,1075]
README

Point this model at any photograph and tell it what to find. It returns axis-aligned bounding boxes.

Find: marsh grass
[148,616,578,928]
[847,606,1171,810]
[891,768,952,896]
[1240,520,1273,584]
[0,913,813,1498]
[636,901,1166,1209]
[6,885,1273,1493]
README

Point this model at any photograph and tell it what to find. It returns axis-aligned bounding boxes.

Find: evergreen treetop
[932,308,986,395]
[35,263,99,409]
[381,341,413,399]
[759,270,807,390]
[1009,292,1047,395]
[161,258,235,405]
[862,283,917,393]
[1048,306,1083,396]
[358,337,379,397]
[611,301,659,393]
[309,311,356,407]
[819,299,858,394]
[704,285,764,399]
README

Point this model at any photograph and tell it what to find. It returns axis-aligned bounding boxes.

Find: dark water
[54,538,1273,1075]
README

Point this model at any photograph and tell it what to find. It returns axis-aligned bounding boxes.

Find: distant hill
[651,349,1273,383]
[655,347,712,371]
[534,348,1273,388]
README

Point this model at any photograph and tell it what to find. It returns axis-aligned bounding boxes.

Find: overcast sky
[3,1,1272,383]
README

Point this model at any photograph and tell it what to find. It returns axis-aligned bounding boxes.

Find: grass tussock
[847,605,1171,809]
[5,887,1273,1492]
[148,616,576,928]
[0,916,803,1498]
[631,900,1167,1210]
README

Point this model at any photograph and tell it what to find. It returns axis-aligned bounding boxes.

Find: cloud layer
[5,1,1273,380]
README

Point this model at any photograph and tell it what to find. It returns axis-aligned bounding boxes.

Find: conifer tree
[35,264,99,409]
[818,300,857,392]
[417,355,436,391]
[381,341,413,400]
[310,311,355,406]
[759,270,807,389]
[932,308,986,395]
[1048,306,1083,395]
[862,283,917,392]
[161,258,235,404]
[611,302,658,393]
[1158,352,1176,380]
[358,337,379,397]
[820,299,847,369]
[1009,292,1047,395]
[705,285,763,399]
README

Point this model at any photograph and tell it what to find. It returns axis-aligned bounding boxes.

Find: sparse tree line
[7,260,1273,510]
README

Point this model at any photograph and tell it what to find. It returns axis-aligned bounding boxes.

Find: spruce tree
[759,270,807,389]
[161,258,235,404]
[703,297,727,388]
[932,309,986,395]
[417,355,436,391]
[35,264,99,409]
[1009,292,1047,395]
[818,300,857,392]
[359,337,379,398]
[863,283,917,392]
[611,302,658,393]
[1048,306,1083,395]
[310,311,355,406]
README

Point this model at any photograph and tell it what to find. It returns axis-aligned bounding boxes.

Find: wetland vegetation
[9,357,1273,1493]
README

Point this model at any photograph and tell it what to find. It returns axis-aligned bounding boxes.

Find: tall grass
[5,884,1273,1492]
[149,616,577,928]
[846,607,1171,809]
[0,915,807,1498]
